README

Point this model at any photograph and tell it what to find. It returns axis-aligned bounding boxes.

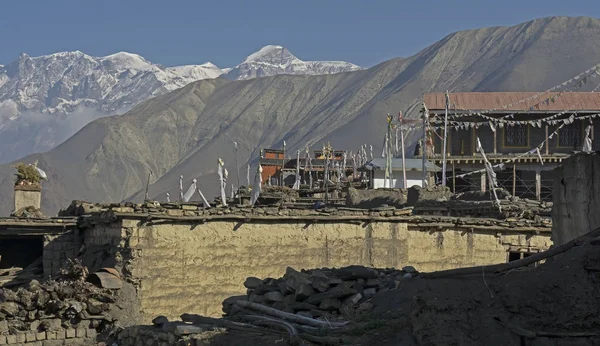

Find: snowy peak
[242,45,298,65]
[226,45,361,80]
[100,51,154,71]
[0,46,361,163]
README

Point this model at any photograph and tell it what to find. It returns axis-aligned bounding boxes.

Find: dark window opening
[0,236,43,269]
[558,123,582,148]
[507,251,541,267]
[504,125,528,147]
[508,251,521,262]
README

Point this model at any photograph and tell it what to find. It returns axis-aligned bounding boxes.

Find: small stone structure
[13,184,42,212]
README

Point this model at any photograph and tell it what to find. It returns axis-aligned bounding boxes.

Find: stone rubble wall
[552,153,600,246]
[0,269,115,346]
[0,329,96,346]
[224,265,419,320]
[66,200,551,231]
[42,233,82,278]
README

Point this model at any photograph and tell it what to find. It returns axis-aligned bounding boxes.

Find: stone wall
[42,232,82,278]
[83,215,551,321]
[552,153,600,246]
[0,328,96,346]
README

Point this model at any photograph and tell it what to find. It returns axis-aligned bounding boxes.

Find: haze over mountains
[1,16,600,216]
[0,45,360,163]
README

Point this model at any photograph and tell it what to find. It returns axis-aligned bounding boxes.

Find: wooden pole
[234,143,241,205]
[535,168,541,201]
[545,125,549,155]
[399,113,407,189]
[512,164,516,196]
[452,160,456,193]
[441,91,449,186]
[280,142,286,207]
[422,105,428,187]
[493,130,497,155]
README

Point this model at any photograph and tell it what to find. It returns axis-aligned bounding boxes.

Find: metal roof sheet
[424,92,600,112]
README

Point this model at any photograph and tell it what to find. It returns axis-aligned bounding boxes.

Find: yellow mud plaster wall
[118,219,551,320]
[405,228,551,272]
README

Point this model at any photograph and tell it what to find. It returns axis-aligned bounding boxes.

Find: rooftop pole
[441,91,449,186]
[421,103,429,187]
[386,114,393,188]
[280,141,286,207]
[399,112,407,189]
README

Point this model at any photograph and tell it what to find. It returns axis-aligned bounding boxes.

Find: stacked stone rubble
[0,264,116,345]
[60,200,551,231]
[223,265,418,320]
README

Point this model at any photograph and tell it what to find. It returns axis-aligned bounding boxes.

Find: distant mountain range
[1,16,600,216]
[0,45,360,163]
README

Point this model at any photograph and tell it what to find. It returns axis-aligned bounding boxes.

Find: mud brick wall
[42,232,82,278]
[0,329,96,345]
[81,216,550,321]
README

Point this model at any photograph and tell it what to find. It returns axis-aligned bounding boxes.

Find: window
[558,124,582,148]
[504,125,528,147]
[508,251,521,262]
[507,251,541,267]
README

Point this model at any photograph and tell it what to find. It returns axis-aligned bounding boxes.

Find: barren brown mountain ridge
[1,16,600,215]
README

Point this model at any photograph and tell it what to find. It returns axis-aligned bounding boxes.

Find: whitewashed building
[360,158,440,189]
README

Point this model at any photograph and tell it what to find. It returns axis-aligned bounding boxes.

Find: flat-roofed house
[422,92,600,200]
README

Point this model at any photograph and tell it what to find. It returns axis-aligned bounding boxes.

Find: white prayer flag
[250,164,263,206]
[179,175,184,201]
[183,179,197,202]
[218,158,227,207]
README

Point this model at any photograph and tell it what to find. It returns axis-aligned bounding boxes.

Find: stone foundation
[0,329,96,346]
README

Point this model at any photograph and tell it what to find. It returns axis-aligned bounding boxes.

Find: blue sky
[1,0,599,68]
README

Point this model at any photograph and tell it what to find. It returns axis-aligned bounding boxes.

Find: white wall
[371,170,423,189]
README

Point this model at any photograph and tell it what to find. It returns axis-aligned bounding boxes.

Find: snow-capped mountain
[0,46,360,163]
[0,51,222,117]
[225,45,361,80]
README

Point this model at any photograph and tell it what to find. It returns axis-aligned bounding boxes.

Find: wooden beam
[512,164,516,196]
[452,160,456,194]
[493,130,497,154]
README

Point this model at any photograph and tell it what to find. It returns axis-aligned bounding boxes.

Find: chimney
[14,184,42,211]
